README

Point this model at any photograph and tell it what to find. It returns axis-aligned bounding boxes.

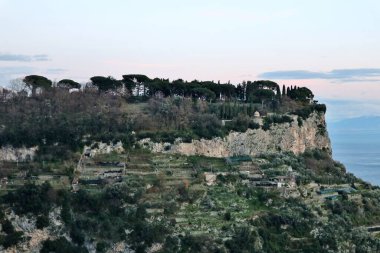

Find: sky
[0,0,380,122]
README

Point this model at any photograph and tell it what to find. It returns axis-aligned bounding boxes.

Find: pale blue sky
[1,0,380,121]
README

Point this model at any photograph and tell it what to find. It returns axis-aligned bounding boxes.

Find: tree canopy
[90,76,121,92]
[23,75,52,95]
[288,87,314,102]
[57,79,81,89]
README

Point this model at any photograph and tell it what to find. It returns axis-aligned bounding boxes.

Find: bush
[293,104,326,119]
[224,212,232,221]
[3,182,54,215]
[263,115,293,131]
[1,231,24,249]
[40,237,88,253]
[96,241,110,253]
[1,220,14,234]
[226,114,260,132]
[191,114,223,139]
[70,225,85,245]
[137,130,195,143]
[36,215,50,229]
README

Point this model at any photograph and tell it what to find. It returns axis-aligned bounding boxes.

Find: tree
[9,78,29,95]
[191,114,222,139]
[122,74,151,96]
[90,76,120,92]
[57,79,81,89]
[276,85,281,99]
[246,80,278,104]
[247,89,275,106]
[288,87,314,102]
[225,227,263,253]
[23,75,52,96]
[191,87,216,101]
[282,85,286,96]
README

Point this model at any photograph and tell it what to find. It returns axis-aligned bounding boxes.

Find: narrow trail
[71,151,85,191]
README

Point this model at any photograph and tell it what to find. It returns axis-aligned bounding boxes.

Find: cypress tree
[248,102,253,116]
[276,86,281,99]
[227,103,232,119]
[233,101,238,117]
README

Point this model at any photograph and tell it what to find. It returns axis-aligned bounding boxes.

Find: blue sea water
[329,129,380,186]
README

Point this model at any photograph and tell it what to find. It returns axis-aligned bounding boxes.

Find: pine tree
[282,85,286,96]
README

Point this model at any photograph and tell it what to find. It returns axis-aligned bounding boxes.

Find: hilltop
[0,75,379,253]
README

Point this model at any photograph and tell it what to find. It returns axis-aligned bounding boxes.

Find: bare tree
[9,78,30,95]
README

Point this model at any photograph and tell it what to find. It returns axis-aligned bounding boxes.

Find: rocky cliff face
[0,146,38,162]
[139,112,331,157]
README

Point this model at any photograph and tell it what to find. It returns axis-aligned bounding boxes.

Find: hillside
[0,76,379,253]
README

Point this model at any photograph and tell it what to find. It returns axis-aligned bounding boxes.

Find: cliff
[0,146,38,162]
[139,111,331,157]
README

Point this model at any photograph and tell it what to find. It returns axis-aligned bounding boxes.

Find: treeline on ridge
[0,74,323,161]
[12,74,314,103]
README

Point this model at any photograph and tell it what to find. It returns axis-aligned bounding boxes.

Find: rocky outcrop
[138,112,331,157]
[84,141,124,157]
[2,208,64,253]
[0,146,38,162]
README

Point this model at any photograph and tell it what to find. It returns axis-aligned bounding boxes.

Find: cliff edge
[139,111,331,157]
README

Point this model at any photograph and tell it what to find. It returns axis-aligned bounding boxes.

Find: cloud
[258,68,380,82]
[32,54,50,61]
[0,53,50,62]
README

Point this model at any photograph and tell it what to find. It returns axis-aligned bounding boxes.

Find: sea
[328,118,380,186]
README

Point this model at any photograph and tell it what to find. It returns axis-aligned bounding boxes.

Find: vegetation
[0,75,378,252]
[0,74,325,160]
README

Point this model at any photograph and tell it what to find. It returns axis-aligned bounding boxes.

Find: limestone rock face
[138,112,331,157]
[84,141,124,157]
[0,146,38,162]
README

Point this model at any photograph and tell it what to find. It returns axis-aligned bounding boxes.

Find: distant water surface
[328,119,380,186]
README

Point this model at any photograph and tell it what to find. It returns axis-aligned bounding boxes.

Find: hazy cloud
[0,53,50,62]
[32,54,50,61]
[259,68,380,82]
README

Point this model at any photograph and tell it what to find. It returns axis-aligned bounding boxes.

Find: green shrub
[191,114,223,139]
[225,114,260,132]
[36,215,50,229]
[262,115,293,131]
[40,237,88,253]
[293,104,327,119]
[96,241,110,253]
[3,182,54,215]
[70,225,85,245]
[1,220,14,234]
[1,231,24,249]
